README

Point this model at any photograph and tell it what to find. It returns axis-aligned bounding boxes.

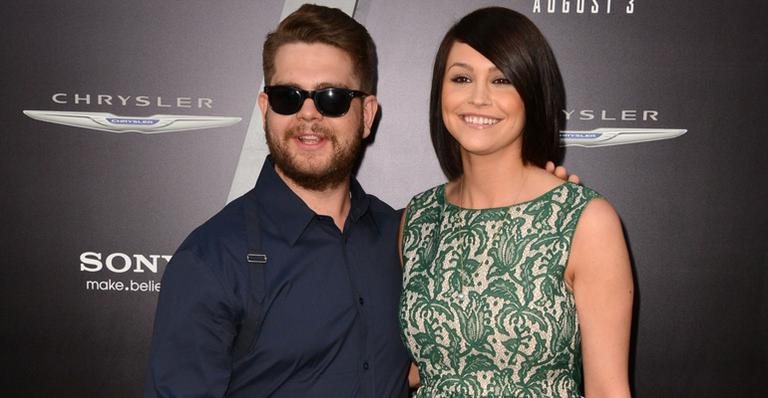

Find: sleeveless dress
[399,182,599,397]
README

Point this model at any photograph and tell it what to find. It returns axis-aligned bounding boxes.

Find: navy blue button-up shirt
[146,157,409,397]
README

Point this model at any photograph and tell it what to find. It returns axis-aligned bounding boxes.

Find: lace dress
[399,182,599,397]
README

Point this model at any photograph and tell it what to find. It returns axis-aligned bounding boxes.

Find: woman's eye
[450,75,471,83]
[493,77,512,85]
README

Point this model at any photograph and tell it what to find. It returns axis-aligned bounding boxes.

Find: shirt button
[358,297,364,305]
[363,362,370,370]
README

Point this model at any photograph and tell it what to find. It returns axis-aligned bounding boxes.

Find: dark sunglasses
[264,85,368,117]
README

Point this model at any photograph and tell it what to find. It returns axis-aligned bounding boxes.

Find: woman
[399,7,633,397]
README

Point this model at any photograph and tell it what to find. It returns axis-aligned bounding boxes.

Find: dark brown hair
[430,7,566,180]
[262,4,378,94]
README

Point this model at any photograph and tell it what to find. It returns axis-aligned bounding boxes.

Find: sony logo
[533,0,636,14]
[52,93,213,109]
[80,251,171,274]
[563,109,658,121]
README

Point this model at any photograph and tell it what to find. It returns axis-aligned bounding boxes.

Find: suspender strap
[232,195,267,362]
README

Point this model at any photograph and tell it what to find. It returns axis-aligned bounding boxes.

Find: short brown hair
[430,7,566,179]
[262,4,378,94]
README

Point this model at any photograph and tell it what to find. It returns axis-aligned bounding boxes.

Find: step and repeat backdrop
[2,0,765,396]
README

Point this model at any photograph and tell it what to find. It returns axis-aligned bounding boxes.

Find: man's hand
[546,161,580,184]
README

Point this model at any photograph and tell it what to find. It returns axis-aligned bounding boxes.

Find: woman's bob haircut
[430,7,566,180]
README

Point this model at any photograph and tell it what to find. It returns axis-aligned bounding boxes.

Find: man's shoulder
[176,196,248,259]
[364,193,402,224]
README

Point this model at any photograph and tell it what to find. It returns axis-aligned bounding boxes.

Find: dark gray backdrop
[2,0,765,396]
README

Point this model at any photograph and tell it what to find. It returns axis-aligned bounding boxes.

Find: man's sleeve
[144,249,239,397]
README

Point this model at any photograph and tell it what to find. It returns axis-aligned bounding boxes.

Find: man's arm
[145,250,238,398]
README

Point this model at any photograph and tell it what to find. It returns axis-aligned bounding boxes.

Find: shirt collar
[250,156,377,246]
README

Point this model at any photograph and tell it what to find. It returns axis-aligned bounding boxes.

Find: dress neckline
[437,182,570,212]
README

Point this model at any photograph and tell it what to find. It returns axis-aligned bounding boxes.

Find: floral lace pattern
[400,182,599,397]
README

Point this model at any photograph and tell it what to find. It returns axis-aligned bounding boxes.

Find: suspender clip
[246,253,267,264]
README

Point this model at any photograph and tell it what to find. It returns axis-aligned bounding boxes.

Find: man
[145,5,409,397]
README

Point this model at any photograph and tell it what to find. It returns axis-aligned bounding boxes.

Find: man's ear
[258,91,269,120]
[361,95,378,139]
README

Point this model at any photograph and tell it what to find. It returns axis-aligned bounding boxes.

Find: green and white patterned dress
[399,182,599,397]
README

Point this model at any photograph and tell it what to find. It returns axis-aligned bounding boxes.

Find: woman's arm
[408,362,420,388]
[399,208,421,389]
[566,198,634,398]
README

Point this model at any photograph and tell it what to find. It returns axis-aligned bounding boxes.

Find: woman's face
[441,42,526,159]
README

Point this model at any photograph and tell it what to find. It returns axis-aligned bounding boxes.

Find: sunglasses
[264,85,368,117]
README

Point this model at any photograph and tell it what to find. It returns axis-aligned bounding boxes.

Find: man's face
[258,42,377,191]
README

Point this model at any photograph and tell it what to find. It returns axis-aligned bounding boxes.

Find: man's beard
[265,118,363,191]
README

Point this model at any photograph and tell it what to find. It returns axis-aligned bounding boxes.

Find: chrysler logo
[23,110,241,134]
[561,128,687,147]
